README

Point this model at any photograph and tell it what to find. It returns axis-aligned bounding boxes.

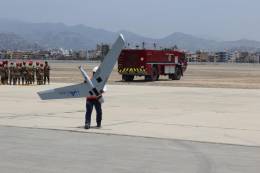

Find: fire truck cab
[118,49,188,81]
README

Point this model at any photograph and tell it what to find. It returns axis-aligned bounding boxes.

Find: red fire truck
[118,49,188,81]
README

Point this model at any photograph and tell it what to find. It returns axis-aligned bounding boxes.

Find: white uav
[38,34,125,100]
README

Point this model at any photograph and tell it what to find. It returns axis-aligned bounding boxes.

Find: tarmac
[1,83,260,146]
[1,126,259,173]
[1,83,260,172]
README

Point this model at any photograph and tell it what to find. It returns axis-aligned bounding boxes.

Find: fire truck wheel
[122,75,134,81]
[172,67,182,80]
[145,75,152,81]
[145,67,159,81]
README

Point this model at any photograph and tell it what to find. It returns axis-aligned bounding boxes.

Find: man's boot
[97,122,101,128]
[84,123,90,129]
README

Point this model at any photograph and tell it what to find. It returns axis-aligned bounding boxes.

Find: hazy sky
[0,0,260,41]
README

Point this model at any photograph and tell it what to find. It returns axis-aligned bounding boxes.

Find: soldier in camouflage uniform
[38,63,44,85]
[32,62,36,84]
[9,62,15,85]
[35,62,40,85]
[0,62,4,84]
[14,62,22,85]
[21,61,27,85]
[44,61,50,84]
[27,61,34,85]
[13,63,18,85]
[3,61,9,85]
[13,63,17,85]
[19,63,23,85]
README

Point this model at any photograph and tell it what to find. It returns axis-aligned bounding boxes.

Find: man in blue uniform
[85,66,107,129]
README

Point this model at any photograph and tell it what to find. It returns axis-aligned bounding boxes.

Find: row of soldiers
[0,60,50,85]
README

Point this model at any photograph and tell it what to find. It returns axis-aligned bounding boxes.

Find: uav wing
[91,34,125,92]
[37,34,125,100]
[38,83,93,100]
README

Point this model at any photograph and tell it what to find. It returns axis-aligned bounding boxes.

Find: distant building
[229,51,240,63]
[196,51,209,62]
[237,52,249,63]
[186,53,198,62]
[257,53,260,63]
[208,52,218,62]
[215,52,230,62]
[247,53,260,63]
[91,43,110,61]
[79,50,87,59]
[101,44,109,56]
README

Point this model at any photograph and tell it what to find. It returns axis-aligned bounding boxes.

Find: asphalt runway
[1,83,260,172]
[0,126,259,173]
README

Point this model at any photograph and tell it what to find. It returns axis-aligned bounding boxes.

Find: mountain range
[0,19,260,52]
